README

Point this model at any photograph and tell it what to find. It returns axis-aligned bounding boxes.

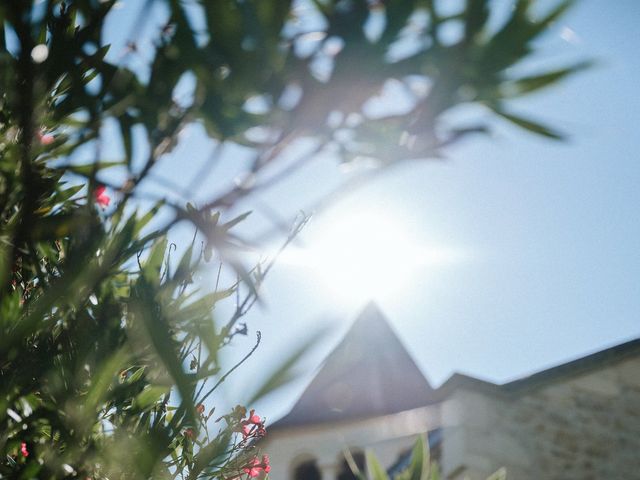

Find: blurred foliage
[0,0,585,478]
[354,436,506,480]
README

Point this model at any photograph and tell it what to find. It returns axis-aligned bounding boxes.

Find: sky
[100,0,640,421]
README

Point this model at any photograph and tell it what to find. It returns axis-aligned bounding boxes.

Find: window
[293,458,321,480]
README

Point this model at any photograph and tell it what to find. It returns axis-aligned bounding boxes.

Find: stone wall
[444,354,640,480]
[261,349,640,480]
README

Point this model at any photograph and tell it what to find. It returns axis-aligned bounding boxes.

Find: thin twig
[197,332,262,405]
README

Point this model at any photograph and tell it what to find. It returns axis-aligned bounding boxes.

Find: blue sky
[101,1,640,420]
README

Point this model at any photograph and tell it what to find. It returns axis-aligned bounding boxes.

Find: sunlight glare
[283,210,466,305]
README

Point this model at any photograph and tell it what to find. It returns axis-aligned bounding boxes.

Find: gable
[271,303,433,429]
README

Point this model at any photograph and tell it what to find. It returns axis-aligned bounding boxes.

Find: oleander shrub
[0,0,585,478]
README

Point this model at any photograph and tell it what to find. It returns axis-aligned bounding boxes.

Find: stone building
[261,303,640,480]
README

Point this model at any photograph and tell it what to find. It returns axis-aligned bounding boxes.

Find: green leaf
[56,184,85,203]
[366,451,390,480]
[503,61,593,97]
[530,0,576,39]
[172,244,194,284]
[186,431,233,480]
[31,213,88,240]
[407,435,430,480]
[133,201,165,236]
[128,366,146,383]
[59,160,124,176]
[134,385,171,410]
[381,0,417,44]
[221,210,252,232]
[143,237,169,285]
[118,112,136,168]
[173,289,233,325]
[464,0,490,42]
[130,279,196,428]
[429,463,442,480]
[478,0,577,76]
[85,349,128,417]
[490,106,564,140]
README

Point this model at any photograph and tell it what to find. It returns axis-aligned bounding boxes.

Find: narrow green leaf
[221,211,252,232]
[56,184,84,203]
[174,289,233,325]
[60,160,124,176]
[133,201,165,236]
[503,61,593,97]
[381,0,417,44]
[530,0,576,38]
[85,349,128,416]
[143,237,168,284]
[464,0,490,42]
[131,281,196,428]
[31,213,88,240]
[134,385,171,410]
[119,112,135,169]
[186,431,233,480]
[490,107,564,140]
[407,435,430,480]
[429,463,442,480]
[366,451,390,480]
[128,366,146,383]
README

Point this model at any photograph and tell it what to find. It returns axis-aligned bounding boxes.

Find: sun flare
[282,209,466,305]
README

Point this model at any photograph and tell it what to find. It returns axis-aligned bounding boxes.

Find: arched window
[336,450,365,480]
[293,458,321,480]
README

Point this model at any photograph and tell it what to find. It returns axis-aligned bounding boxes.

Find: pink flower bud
[38,130,55,145]
[94,186,111,208]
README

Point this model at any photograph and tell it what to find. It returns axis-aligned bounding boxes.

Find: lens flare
[282,210,467,305]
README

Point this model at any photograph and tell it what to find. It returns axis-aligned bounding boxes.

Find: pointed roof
[269,302,640,432]
[271,302,433,429]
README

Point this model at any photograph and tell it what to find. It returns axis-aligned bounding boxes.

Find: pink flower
[243,455,270,478]
[196,403,205,415]
[94,186,110,208]
[245,467,261,478]
[245,468,261,477]
[20,442,29,457]
[37,130,55,145]
[249,412,262,424]
[240,410,266,440]
[183,428,195,439]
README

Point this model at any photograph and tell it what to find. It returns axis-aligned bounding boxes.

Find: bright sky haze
[101,0,640,421]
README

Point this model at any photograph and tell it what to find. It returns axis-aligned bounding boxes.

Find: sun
[282,208,465,306]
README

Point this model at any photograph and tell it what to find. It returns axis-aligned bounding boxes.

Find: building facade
[261,304,640,480]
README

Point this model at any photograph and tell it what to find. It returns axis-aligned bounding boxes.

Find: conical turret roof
[271,302,433,429]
